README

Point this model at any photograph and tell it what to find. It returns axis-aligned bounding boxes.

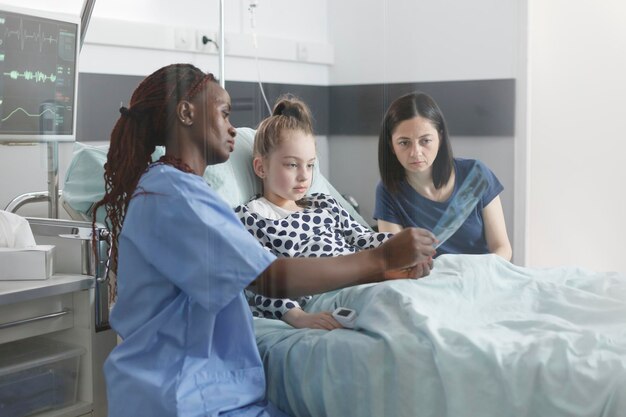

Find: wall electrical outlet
[196,30,218,53]
[297,43,309,61]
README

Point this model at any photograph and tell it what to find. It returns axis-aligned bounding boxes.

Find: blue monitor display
[0,7,79,142]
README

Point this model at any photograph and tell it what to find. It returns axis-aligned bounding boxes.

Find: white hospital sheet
[254,254,626,417]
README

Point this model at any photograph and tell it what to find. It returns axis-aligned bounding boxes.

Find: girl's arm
[482,196,512,261]
[254,227,436,298]
[329,196,390,249]
[249,291,306,321]
[282,309,342,330]
[377,219,403,234]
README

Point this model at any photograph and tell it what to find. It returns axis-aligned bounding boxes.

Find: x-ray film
[432,163,488,249]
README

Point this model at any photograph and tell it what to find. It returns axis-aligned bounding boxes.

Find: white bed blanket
[254,254,626,417]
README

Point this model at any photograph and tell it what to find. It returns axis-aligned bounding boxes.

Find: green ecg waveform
[3,70,57,83]
[1,107,57,123]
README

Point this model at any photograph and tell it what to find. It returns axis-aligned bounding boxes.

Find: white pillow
[63,127,369,227]
[205,127,369,226]
[62,142,108,223]
[203,127,261,207]
[62,142,164,223]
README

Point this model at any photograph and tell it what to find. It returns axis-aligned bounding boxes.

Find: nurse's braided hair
[92,64,217,293]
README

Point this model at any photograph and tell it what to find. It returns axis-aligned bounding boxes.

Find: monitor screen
[0,6,79,142]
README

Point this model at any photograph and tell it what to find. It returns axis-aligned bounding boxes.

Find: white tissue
[0,210,37,248]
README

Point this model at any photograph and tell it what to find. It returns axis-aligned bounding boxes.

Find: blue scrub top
[374,158,503,256]
[105,164,285,417]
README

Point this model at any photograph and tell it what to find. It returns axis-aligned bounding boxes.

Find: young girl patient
[235,96,404,330]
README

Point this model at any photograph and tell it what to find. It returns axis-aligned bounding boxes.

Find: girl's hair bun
[272,95,313,129]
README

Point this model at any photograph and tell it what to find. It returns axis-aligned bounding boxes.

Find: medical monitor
[0,5,79,142]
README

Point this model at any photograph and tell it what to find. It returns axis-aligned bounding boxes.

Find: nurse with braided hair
[92,63,436,417]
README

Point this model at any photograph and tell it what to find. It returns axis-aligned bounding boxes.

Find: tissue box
[0,245,55,280]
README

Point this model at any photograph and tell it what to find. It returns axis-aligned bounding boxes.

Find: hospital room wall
[0,0,333,218]
[326,0,521,259]
[2,1,623,275]
[523,0,626,274]
[325,0,626,274]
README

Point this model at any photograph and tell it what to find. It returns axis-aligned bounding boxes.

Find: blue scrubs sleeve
[146,175,275,315]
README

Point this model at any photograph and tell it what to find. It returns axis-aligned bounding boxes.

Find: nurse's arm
[377,219,403,233]
[483,196,512,261]
[254,227,437,298]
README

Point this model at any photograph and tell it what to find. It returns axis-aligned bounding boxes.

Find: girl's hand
[283,308,343,330]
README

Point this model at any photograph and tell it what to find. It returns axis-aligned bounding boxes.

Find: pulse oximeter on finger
[332,307,357,329]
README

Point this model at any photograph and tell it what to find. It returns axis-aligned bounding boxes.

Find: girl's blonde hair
[254,94,315,157]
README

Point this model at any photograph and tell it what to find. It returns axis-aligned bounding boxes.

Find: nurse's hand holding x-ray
[255,226,436,298]
[91,63,436,417]
[384,257,434,280]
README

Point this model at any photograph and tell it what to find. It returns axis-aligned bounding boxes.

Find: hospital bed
[64,128,626,417]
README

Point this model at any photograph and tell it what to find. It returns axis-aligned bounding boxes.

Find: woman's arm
[254,227,436,298]
[377,219,404,234]
[482,196,512,261]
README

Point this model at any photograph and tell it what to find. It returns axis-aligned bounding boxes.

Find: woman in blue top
[375,92,512,260]
[91,64,436,417]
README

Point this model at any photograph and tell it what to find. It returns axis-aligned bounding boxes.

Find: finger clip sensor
[332,307,357,329]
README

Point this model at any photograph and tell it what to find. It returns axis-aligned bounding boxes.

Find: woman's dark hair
[378,92,454,194]
[91,64,218,294]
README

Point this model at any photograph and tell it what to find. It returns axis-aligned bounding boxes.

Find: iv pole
[219,0,225,88]
[46,0,97,218]
[47,0,97,218]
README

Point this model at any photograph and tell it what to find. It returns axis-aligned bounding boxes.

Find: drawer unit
[0,337,85,417]
[0,293,74,345]
[0,217,118,416]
